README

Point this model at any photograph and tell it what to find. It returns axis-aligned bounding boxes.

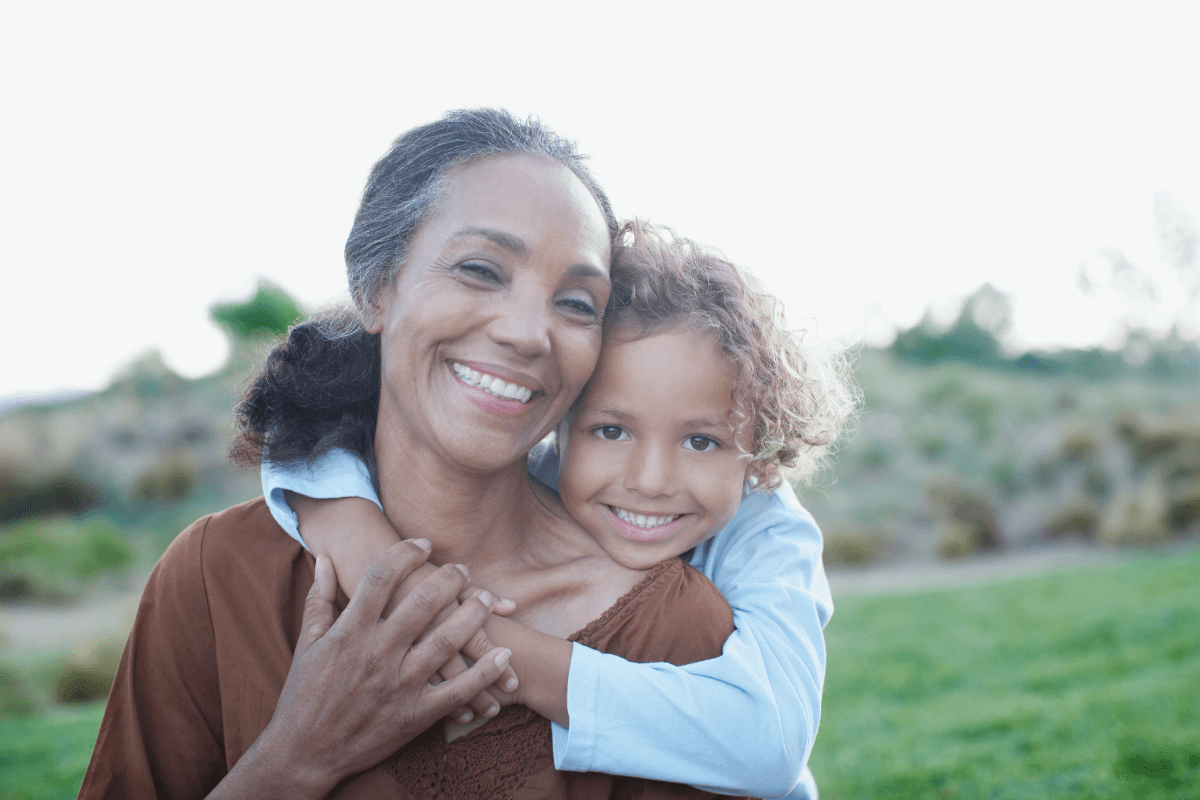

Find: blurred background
[2,2,1198,798]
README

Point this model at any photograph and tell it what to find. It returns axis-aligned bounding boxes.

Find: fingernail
[494,648,512,668]
[455,563,470,579]
[504,676,518,692]
[485,704,499,718]
[411,538,432,550]
[458,711,473,723]
[478,590,494,607]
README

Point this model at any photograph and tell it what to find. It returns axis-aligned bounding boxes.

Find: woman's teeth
[451,362,534,403]
[611,506,681,528]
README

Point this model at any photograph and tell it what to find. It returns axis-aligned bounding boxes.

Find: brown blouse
[79,498,743,800]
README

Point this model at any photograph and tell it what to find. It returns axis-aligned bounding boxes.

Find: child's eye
[684,435,718,452]
[593,425,628,441]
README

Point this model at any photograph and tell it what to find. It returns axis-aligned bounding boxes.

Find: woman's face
[365,153,612,474]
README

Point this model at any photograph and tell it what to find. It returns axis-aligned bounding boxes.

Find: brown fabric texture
[79,498,744,799]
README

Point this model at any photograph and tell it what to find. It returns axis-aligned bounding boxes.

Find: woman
[81,110,832,798]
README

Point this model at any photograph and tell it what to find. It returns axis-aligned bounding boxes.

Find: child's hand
[419,581,520,724]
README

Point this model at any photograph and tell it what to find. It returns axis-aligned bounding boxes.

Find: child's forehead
[579,325,739,416]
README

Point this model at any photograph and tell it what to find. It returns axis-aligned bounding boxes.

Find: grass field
[810,544,1200,799]
[2,547,1197,799]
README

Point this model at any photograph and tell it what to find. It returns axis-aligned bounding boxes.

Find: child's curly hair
[605,221,858,488]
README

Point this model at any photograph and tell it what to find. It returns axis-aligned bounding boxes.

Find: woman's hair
[348,108,618,310]
[230,109,617,467]
[603,221,859,488]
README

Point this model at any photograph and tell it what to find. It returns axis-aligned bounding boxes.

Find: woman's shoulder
[153,497,311,633]
[573,559,733,667]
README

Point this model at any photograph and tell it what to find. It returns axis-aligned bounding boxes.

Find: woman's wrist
[208,725,339,800]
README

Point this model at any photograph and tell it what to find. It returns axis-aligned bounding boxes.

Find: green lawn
[2,547,1197,799]
[810,545,1200,799]
[0,702,104,800]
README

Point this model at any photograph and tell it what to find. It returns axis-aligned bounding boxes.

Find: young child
[263,222,855,798]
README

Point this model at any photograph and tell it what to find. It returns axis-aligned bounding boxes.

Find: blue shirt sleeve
[260,450,381,551]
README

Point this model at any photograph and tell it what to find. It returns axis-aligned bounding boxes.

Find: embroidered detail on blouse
[381,560,676,800]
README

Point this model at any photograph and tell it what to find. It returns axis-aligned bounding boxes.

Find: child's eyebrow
[683,417,731,430]
[585,407,634,421]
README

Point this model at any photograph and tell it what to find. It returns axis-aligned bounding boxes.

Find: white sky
[3,2,1199,404]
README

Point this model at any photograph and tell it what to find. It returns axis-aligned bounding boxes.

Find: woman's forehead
[433,154,612,266]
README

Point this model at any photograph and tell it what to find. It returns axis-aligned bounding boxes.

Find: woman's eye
[556,293,599,319]
[459,262,502,283]
[684,435,718,452]
[593,425,628,441]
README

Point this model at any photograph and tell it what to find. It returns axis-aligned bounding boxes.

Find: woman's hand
[289,493,519,723]
[209,540,513,799]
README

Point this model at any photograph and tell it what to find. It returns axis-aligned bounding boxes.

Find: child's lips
[604,505,686,542]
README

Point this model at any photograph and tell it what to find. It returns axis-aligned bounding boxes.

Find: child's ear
[743,458,758,487]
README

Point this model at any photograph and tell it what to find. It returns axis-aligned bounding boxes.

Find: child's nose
[624,444,677,498]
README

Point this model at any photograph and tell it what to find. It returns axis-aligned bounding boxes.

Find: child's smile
[559,325,753,570]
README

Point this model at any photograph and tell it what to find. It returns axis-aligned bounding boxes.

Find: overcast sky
[3,1,1199,404]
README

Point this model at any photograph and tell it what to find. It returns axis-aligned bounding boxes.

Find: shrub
[824,526,892,567]
[0,517,135,602]
[210,281,303,340]
[927,483,1002,557]
[0,469,102,523]
[133,452,197,503]
[1041,500,1101,539]
[51,637,124,705]
[1167,480,1200,532]
[1099,477,1170,546]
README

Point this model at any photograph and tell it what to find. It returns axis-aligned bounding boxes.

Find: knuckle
[361,562,397,592]
[461,630,491,660]
[423,627,457,656]
[407,585,442,618]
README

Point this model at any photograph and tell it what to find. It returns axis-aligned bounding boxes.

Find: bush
[0,469,102,523]
[1041,500,1101,539]
[927,483,1002,557]
[210,281,303,340]
[1167,480,1200,532]
[52,638,124,705]
[0,517,135,602]
[824,526,891,567]
[134,452,197,504]
[1099,477,1170,546]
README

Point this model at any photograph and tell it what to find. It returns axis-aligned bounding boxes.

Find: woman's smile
[449,360,537,415]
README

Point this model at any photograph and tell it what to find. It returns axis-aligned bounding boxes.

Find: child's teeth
[451,362,533,403]
[612,507,680,528]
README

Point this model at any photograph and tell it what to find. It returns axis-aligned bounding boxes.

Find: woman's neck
[371,409,648,636]
[373,435,536,571]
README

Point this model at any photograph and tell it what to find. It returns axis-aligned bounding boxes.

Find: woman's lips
[450,361,535,417]
[604,505,685,542]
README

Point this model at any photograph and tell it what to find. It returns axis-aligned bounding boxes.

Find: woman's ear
[357,295,386,334]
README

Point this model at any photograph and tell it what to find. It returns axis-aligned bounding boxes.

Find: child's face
[559,324,753,570]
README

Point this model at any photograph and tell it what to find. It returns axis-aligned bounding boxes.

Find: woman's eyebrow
[565,263,611,285]
[452,227,528,256]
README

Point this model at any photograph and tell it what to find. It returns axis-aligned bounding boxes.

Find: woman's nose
[624,444,676,498]
[488,290,552,357]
